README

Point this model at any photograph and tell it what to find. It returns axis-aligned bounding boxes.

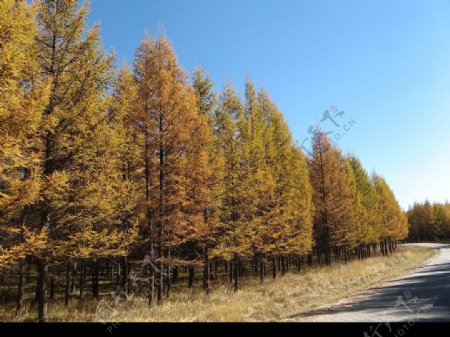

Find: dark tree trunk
[148,265,154,305]
[91,261,99,299]
[79,261,84,299]
[116,261,121,287]
[307,253,313,266]
[26,257,32,284]
[233,254,239,292]
[128,262,133,294]
[70,262,76,293]
[65,262,71,306]
[121,256,128,297]
[16,260,25,317]
[172,266,178,283]
[37,260,48,323]
[165,265,171,299]
[281,256,286,275]
[156,261,163,305]
[272,256,277,279]
[49,267,55,300]
[259,257,264,283]
[203,247,209,294]
[209,262,215,281]
[188,266,194,288]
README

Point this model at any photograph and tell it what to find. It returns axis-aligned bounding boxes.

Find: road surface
[288,243,450,322]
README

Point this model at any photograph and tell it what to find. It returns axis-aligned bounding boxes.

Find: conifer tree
[241,82,273,271]
[308,128,356,264]
[0,0,49,267]
[373,174,408,254]
[24,0,136,321]
[133,35,211,303]
[212,82,250,290]
[192,67,218,293]
[348,155,379,245]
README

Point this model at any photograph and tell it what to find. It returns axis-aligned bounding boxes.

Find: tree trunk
[259,257,264,283]
[128,262,133,294]
[171,266,178,284]
[37,260,48,323]
[148,265,154,305]
[79,261,85,299]
[156,261,163,305]
[91,260,99,299]
[49,268,55,300]
[203,246,209,294]
[209,262,215,281]
[121,256,128,297]
[16,260,25,317]
[65,262,71,306]
[116,261,121,287]
[188,266,194,288]
[70,262,76,293]
[25,257,32,284]
[233,254,239,292]
[165,265,171,299]
[272,256,277,279]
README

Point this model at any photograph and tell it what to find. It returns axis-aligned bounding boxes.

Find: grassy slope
[0,246,436,322]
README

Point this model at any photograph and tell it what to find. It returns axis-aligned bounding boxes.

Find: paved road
[289,243,450,322]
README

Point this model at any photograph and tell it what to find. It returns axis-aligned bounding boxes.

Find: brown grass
[0,246,435,322]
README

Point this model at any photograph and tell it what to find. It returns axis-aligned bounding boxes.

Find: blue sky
[87,0,450,210]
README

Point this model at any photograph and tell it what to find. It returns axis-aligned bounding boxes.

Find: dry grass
[0,246,435,322]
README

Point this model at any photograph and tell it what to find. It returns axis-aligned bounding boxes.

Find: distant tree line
[0,0,408,322]
[407,201,450,242]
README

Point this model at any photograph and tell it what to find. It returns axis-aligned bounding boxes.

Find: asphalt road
[289,243,450,322]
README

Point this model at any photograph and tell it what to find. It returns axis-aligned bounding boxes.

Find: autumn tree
[348,155,379,246]
[2,0,138,321]
[407,201,450,242]
[308,128,356,265]
[132,35,211,303]
[192,67,219,293]
[253,90,313,277]
[0,0,50,317]
[211,82,250,290]
[373,174,408,254]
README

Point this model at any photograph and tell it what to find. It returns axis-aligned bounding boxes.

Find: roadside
[286,243,449,322]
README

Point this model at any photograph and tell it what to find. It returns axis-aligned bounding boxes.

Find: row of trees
[407,201,450,242]
[0,0,408,322]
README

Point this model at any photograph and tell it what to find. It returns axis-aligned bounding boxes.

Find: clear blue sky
[87,0,450,210]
